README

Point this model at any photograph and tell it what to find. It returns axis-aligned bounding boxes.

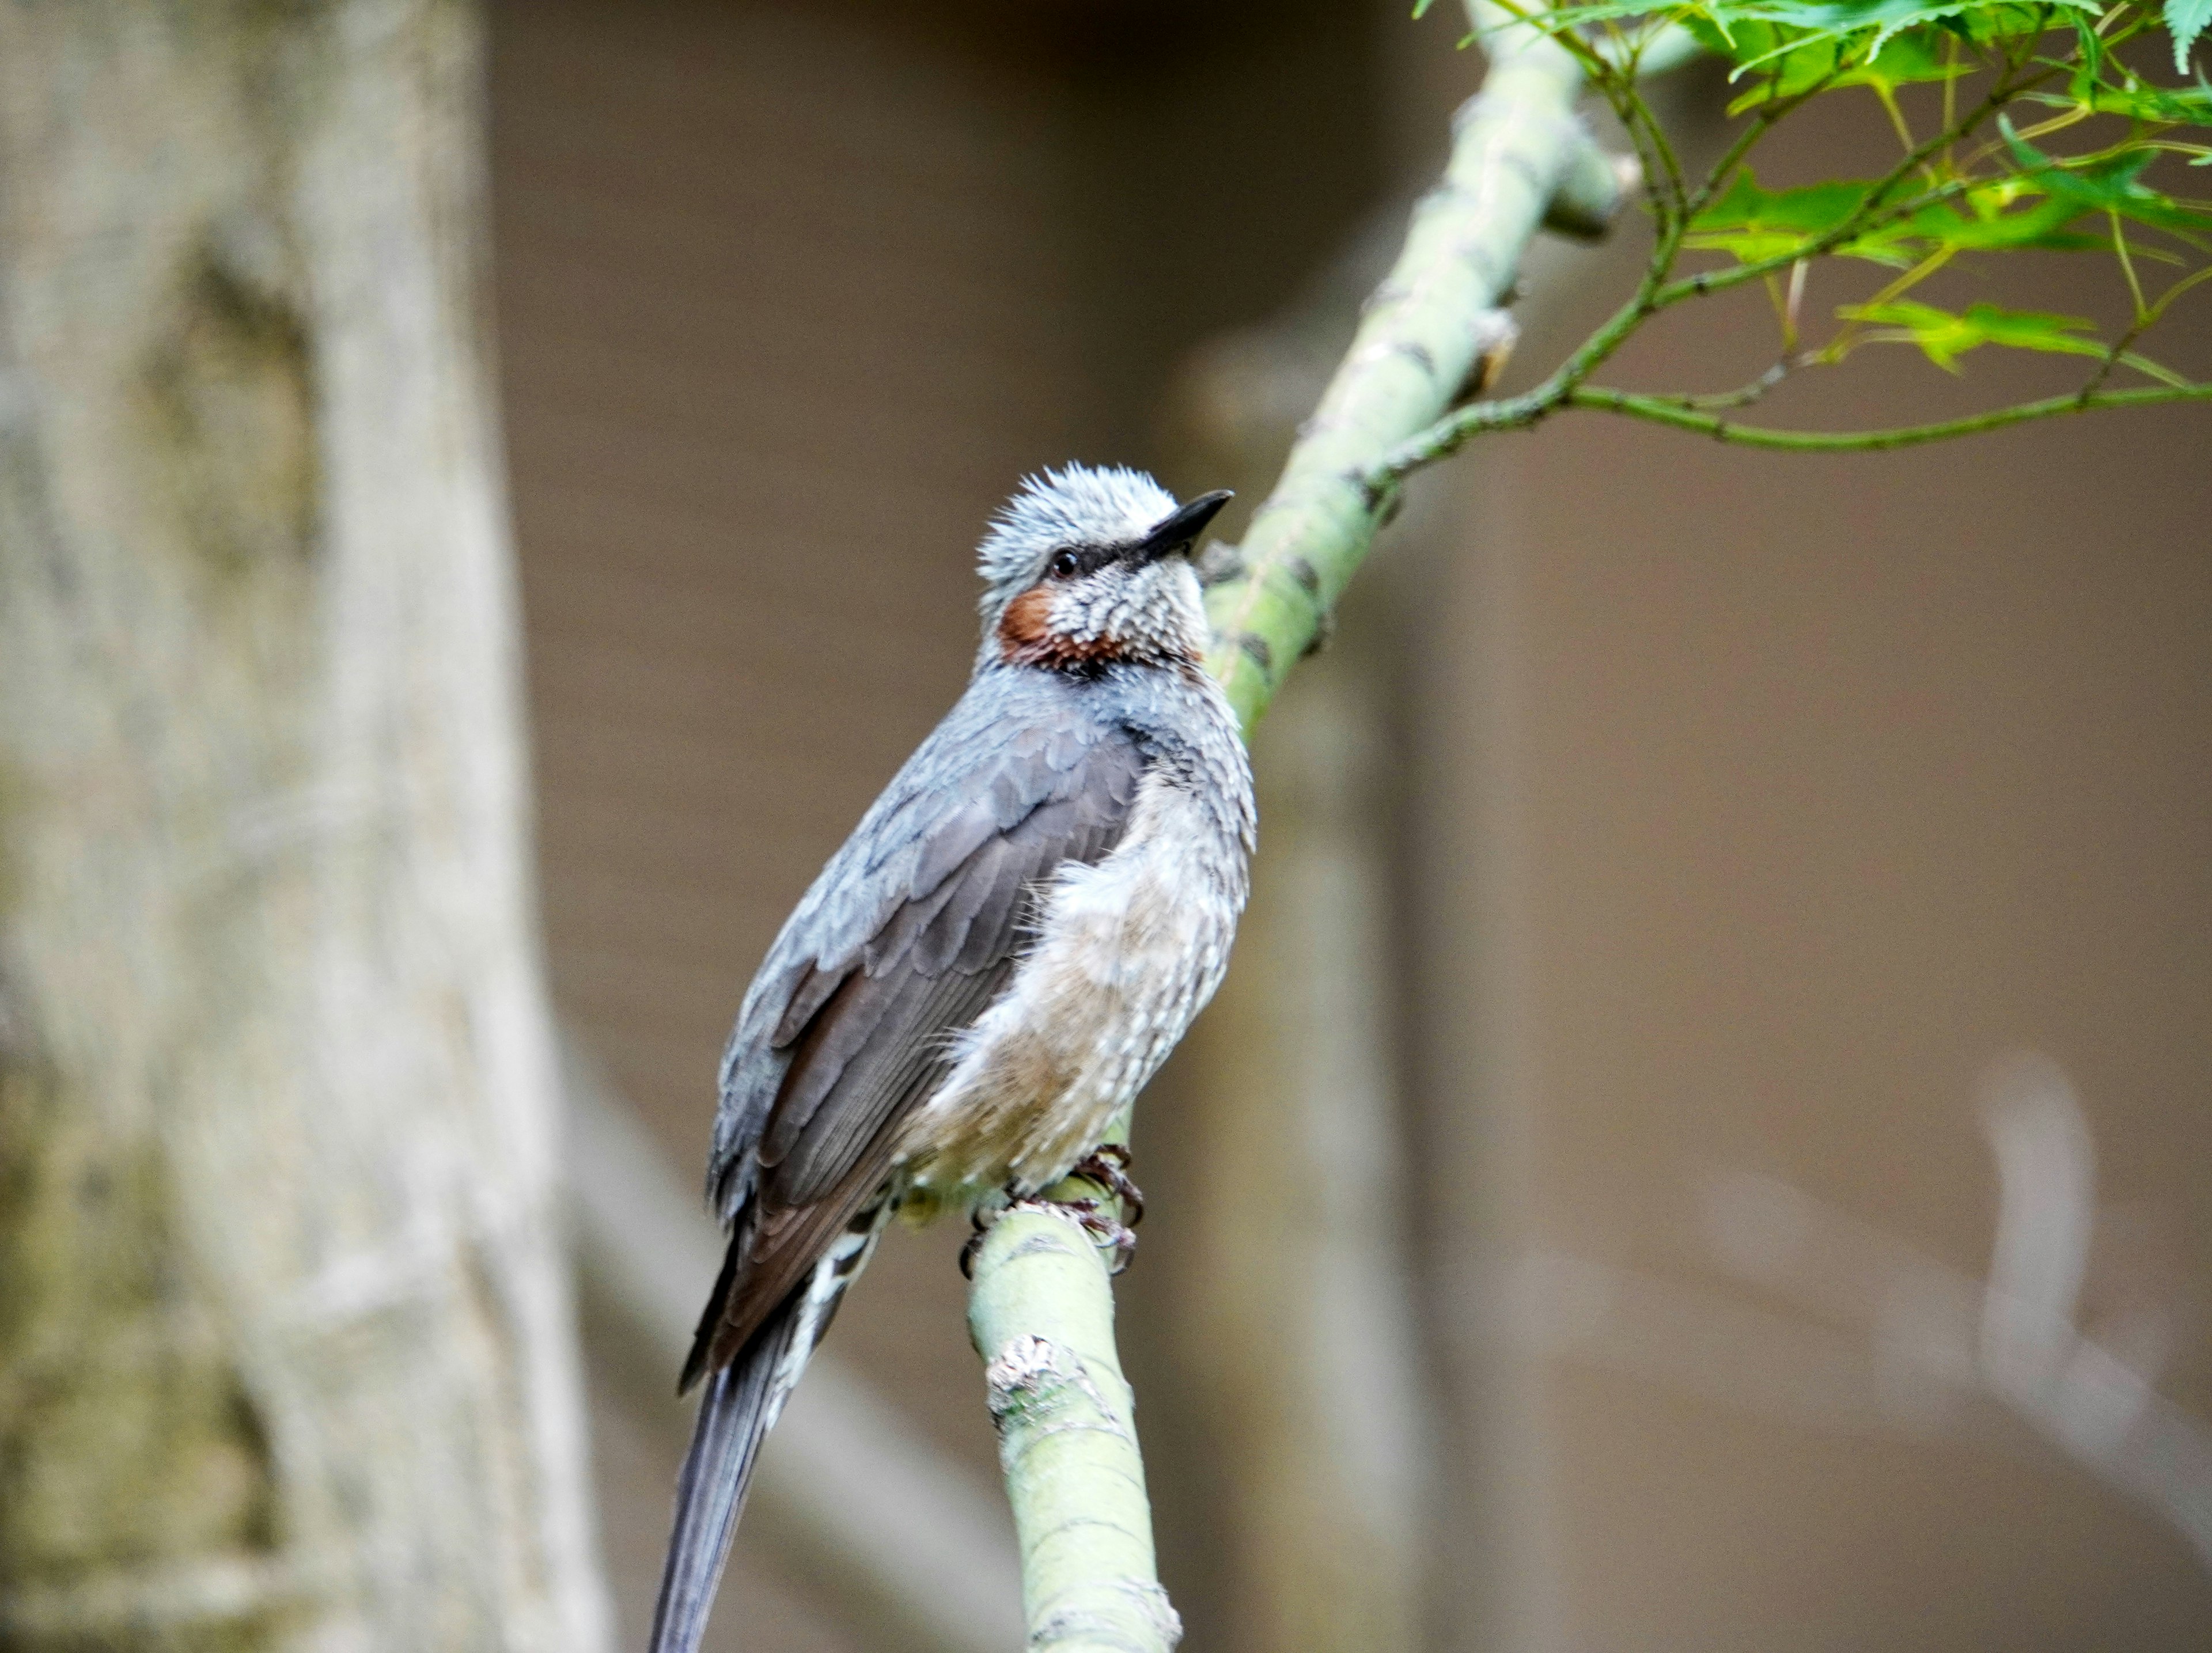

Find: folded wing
[683,706,1146,1389]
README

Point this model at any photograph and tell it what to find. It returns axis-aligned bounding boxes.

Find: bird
[647,464,1257,1653]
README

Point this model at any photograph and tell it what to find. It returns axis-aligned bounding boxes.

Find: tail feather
[649,1204,891,1653]
[647,1297,804,1653]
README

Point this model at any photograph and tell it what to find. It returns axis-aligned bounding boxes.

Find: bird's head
[976,465,1232,676]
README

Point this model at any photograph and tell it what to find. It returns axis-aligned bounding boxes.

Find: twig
[1366,376,2212,473]
[1671,352,1810,409]
[1565,379,2212,448]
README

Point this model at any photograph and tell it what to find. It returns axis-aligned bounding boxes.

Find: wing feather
[685,690,1149,1387]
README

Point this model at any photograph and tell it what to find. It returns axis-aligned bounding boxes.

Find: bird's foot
[957,1150,1145,1278]
[1021,1191,1138,1275]
[1069,1143,1145,1227]
[1038,1146,1146,1274]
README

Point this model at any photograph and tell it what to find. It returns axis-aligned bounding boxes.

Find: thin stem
[2112,207,2150,320]
[1566,379,2212,448]
[1763,270,1791,339]
[1624,68,1692,214]
[2113,351,2194,389]
[1370,359,2212,482]
[1821,246,1958,362]
[2003,103,2097,145]
[2080,257,2212,396]
[1610,77,1682,233]
[2150,259,2212,323]
[1671,352,1812,409]
[1942,31,1960,157]
[1870,79,1920,160]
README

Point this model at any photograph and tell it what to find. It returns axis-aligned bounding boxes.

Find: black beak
[1136,490,1233,562]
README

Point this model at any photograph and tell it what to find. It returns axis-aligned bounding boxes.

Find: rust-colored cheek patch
[996,587,1056,657]
[997,585,1142,672]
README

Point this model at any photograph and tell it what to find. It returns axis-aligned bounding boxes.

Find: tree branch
[963,6,2208,1644]
[963,6,1646,1649]
[1199,0,1617,734]
[1566,379,2212,448]
[968,1200,1178,1653]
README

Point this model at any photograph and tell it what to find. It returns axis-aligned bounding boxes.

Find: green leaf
[1718,0,2092,64]
[1687,169,1880,260]
[1687,169,2097,267]
[1840,298,2107,369]
[1702,20,1968,112]
[1999,122,2212,240]
[1866,177,2104,257]
[1841,25,1975,86]
[2074,5,2104,85]
[2170,0,2212,72]
[1610,0,2097,124]
[2024,73,2212,124]
[1541,0,2087,55]
[1681,12,1850,98]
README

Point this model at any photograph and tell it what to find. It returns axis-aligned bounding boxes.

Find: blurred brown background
[488,2,2212,1648]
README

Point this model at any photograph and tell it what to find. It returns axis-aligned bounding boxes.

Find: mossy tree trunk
[0,3,609,1648]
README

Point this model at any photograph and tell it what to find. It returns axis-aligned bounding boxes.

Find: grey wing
[682,708,1145,1387]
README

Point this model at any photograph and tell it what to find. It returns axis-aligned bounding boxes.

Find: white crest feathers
[976,464,1179,616]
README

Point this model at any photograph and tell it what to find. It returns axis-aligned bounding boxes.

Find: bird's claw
[1046,1195,1138,1275]
[1069,1143,1145,1228]
[1051,1144,1143,1272]
[958,1150,1145,1278]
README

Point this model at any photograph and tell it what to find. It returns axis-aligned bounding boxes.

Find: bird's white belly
[892,772,1233,1215]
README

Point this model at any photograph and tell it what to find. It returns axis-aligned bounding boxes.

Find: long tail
[646,1295,801,1653]
[647,1210,888,1653]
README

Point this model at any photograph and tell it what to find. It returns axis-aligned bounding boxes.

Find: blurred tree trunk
[1173,630,1433,1653]
[1160,258,1437,1653]
[0,3,609,1650]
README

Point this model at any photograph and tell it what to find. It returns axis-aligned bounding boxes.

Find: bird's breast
[891,765,1244,1215]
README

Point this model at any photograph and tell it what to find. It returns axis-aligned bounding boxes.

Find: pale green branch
[1200,0,1614,733]
[964,4,1658,1644]
[967,5,2210,1646]
[967,1197,1176,1653]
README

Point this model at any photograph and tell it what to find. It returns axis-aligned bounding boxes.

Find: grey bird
[647,464,1256,1653]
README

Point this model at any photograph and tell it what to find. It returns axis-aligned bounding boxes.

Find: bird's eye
[1048,549,1082,579]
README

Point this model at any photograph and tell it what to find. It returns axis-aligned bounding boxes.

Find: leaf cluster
[1384,0,2212,468]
